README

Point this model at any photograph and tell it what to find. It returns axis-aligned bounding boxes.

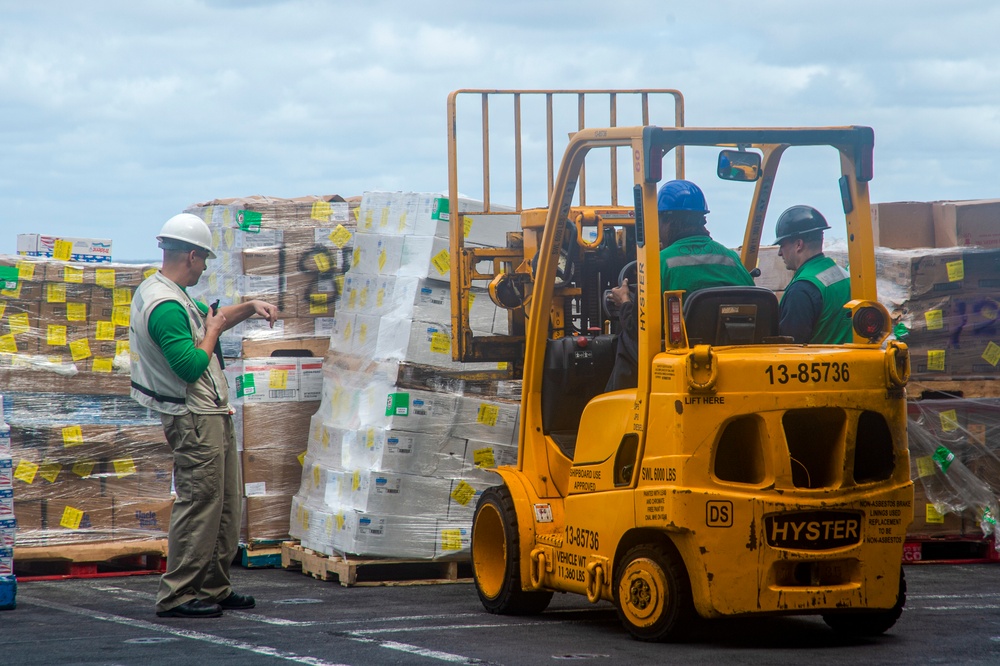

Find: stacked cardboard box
[907,399,1000,541]
[183,194,358,357]
[289,191,522,560]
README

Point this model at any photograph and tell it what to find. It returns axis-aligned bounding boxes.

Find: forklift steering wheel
[603,260,638,319]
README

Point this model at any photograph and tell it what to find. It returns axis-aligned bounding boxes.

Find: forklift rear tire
[822,567,906,636]
[472,485,554,616]
[614,542,695,642]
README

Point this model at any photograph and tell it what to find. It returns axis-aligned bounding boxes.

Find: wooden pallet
[903,536,999,564]
[14,539,168,580]
[281,542,471,587]
[908,378,1000,399]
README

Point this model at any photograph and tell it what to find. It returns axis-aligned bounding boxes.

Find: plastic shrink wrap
[289,191,523,560]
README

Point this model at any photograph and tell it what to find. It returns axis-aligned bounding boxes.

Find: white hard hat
[156,213,217,258]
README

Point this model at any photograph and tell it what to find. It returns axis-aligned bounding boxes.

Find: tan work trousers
[155,412,240,613]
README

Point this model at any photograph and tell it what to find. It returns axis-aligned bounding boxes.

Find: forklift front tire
[472,485,553,616]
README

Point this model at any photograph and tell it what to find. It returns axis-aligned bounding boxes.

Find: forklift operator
[604,180,754,391]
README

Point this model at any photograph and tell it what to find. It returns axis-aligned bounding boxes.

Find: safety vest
[129,272,229,415]
[661,236,755,293]
[782,254,852,344]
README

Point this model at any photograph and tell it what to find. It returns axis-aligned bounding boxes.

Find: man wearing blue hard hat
[605,179,754,391]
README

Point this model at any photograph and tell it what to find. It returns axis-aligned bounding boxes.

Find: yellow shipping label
[916,456,936,478]
[16,261,35,281]
[115,340,130,356]
[112,305,130,327]
[269,369,288,390]
[73,461,96,478]
[311,200,332,221]
[47,324,67,346]
[451,480,476,506]
[1,283,20,298]
[312,465,320,486]
[0,302,4,319]
[440,528,463,551]
[0,334,18,354]
[224,228,236,249]
[62,425,84,447]
[477,404,499,427]
[113,287,132,306]
[473,447,496,468]
[60,506,84,530]
[47,282,67,303]
[95,321,115,340]
[70,338,91,361]
[92,357,114,373]
[53,239,73,261]
[430,332,450,354]
[313,253,330,272]
[67,302,87,321]
[982,341,1000,367]
[96,268,116,288]
[431,249,450,275]
[39,460,62,483]
[924,309,943,331]
[378,248,387,272]
[9,312,30,335]
[113,458,137,478]
[14,460,39,484]
[946,260,965,282]
[329,225,352,248]
[379,207,390,229]
[297,451,307,466]
[925,503,945,524]
[366,428,375,449]
[353,246,361,267]
[927,350,946,371]
[463,215,473,238]
[64,265,84,283]
[940,409,959,432]
[309,293,329,315]
[352,470,361,491]
[357,321,367,343]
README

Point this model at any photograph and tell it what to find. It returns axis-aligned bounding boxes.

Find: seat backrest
[541,334,618,443]
[682,286,780,346]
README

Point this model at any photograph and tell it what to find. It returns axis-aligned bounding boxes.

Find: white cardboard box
[342,427,467,478]
[452,396,520,446]
[17,234,113,263]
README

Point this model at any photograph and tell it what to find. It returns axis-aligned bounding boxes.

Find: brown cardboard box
[241,336,329,359]
[242,447,305,497]
[43,261,151,287]
[242,402,318,451]
[44,497,116,531]
[871,202,936,249]
[45,424,120,458]
[241,248,285,275]
[10,452,103,501]
[933,199,1000,249]
[114,497,174,536]
[908,483,964,537]
[245,494,293,542]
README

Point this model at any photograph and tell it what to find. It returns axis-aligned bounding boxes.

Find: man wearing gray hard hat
[130,213,279,618]
[774,205,851,344]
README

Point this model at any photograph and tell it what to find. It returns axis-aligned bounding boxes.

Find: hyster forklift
[445,90,913,641]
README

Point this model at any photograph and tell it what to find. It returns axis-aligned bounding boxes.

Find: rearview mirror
[717,149,761,182]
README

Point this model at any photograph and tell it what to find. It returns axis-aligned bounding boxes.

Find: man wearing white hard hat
[130,213,278,618]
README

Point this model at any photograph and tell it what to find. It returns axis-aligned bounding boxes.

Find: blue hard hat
[657,179,709,214]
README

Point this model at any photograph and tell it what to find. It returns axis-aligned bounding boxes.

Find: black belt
[131,381,186,405]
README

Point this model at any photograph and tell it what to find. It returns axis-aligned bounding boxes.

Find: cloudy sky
[1,1,996,260]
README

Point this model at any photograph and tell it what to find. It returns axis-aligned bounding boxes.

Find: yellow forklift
[446,91,913,641]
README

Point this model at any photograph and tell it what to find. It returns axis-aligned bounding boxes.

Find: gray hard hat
[773,205,830,244]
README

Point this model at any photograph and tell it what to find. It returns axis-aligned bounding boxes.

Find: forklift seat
[541,334,618,458]
[682,286,780,346]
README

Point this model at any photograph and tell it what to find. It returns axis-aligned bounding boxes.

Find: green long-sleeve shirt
[148,299,224,383]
